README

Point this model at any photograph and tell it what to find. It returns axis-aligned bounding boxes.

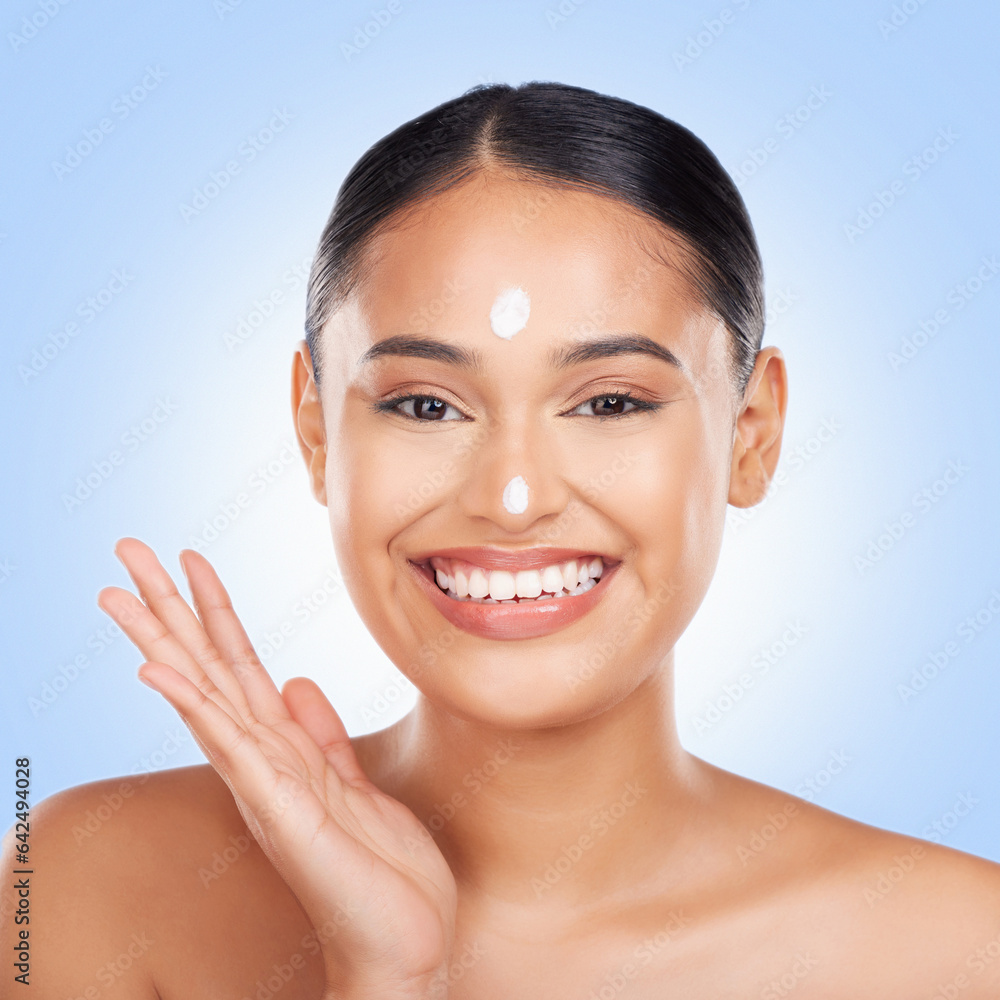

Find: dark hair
[305,81,764,395]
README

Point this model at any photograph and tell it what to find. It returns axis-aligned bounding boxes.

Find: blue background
[2,0,998,861]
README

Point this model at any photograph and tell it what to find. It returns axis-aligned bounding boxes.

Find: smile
[429,554,605,603]
[407,547,620,640]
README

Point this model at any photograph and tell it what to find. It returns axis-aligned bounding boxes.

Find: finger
[282,678,372,789]
[136,659,290,820]
[179,547,291,726]
[113,537,256,721]
[97,584,246,729]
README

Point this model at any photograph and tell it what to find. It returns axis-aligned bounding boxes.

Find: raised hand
[97,538,458,999]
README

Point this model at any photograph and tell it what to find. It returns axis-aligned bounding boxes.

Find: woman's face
[305,174,764,728]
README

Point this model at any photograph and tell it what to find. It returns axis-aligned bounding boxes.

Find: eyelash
[372,391,662,422]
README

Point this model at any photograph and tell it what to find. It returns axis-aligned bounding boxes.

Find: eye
[567,393,659,419]
[377,395,465,421]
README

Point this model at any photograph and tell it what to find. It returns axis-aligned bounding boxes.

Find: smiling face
[294,172,781,729]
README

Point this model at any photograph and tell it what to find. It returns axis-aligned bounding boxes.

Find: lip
[407,555,620,640]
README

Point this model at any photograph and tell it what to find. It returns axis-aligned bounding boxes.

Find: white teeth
[488,569,516,601]
[428,555,609,603]
[468,567,490,598]
[515,569,542,598]
[541,565,564,594]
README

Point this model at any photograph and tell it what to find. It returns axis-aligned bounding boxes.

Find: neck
[369,654,706,914]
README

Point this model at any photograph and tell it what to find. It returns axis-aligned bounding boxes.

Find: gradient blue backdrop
[2,0,998,862]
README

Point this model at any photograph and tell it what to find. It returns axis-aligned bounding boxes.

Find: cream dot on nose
[502,475,529,514]
[489,286,530,340]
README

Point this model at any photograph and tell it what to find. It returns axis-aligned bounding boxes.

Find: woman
[7,82,999,999]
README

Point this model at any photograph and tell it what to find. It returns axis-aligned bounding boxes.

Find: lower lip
[408,560,619,640]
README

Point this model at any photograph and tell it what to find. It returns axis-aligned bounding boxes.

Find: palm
[236,712,457,976]
[98,538,457,991]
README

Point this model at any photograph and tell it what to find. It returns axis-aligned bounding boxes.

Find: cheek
[587,413,729,586]
[326,410,465,592]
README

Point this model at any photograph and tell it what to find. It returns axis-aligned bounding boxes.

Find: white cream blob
[489,286,530,340]
[502,475,529,514]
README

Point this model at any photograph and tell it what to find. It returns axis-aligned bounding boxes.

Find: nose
[455,410,571,533]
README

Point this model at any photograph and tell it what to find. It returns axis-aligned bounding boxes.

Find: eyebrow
[356,331,685,373]
[548,333,686,372]
[357,335,484,371]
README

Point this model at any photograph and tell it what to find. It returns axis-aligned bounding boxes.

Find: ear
[291,340,327,506]
[727,346,788,508]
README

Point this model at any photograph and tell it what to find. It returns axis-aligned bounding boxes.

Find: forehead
[320,172,731,395]
[354,173,703,329]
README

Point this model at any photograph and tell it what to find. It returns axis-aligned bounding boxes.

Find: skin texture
[4,173,1000,999]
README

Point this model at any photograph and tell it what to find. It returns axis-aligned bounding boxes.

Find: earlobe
[727,347,788,509]
[291,340,328,506]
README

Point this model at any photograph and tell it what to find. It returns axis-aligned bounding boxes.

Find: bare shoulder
[709,764,1000,998]
[0,764,325,1000]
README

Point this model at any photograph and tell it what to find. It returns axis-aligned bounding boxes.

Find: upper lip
[409,546,619,572]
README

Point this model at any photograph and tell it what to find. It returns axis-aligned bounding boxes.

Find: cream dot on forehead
[489,286,530,340]
[502,475,529,514]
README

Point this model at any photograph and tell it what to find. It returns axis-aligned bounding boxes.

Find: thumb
[282,677,373,788]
